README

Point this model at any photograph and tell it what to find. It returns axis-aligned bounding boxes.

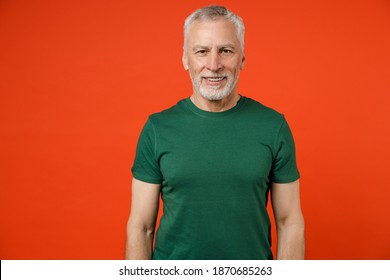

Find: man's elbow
[127,221,156,239]
[276,212,305,231]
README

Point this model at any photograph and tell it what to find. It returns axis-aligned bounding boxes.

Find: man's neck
[190,93,241,112]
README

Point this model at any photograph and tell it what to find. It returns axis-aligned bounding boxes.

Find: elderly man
[126,5,304,260]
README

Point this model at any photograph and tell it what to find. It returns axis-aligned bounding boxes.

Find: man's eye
[196,50,207,55]
[222,49,233,54]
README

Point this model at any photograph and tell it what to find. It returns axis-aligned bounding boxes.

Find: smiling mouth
[204,76,226,82]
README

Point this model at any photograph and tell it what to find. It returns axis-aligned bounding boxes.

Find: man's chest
[156,123,274,191]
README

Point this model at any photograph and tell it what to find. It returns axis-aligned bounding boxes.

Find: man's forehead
[187,18,239,42]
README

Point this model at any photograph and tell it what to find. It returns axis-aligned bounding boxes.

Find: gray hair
[183,5,245,52]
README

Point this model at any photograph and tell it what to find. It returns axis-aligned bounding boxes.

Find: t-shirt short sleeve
[269,117,300,183]
[131,118,163,184]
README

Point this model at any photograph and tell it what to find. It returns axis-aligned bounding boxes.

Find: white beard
[190,72,239,101]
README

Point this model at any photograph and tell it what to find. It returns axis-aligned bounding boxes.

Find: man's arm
[271,179,305,259]
[125,178,161,259]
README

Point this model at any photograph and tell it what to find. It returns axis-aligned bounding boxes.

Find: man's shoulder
[243,97,285,122]
[148,98,189,123]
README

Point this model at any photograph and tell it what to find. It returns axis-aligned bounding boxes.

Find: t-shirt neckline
[183,95,247,118]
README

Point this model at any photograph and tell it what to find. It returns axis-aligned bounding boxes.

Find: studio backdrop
[1,0,389,259]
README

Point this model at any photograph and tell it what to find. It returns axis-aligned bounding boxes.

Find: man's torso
[132,96,299,259]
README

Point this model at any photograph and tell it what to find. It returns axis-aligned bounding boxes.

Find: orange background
[1,0,389,259]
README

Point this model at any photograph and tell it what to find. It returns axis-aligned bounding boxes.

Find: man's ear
[240,55,246,70]
[182,51,189,71]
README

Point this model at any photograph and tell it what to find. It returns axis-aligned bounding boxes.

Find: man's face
[183,18,245,101]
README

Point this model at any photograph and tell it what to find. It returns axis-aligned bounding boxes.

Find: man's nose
[206,52,222,71]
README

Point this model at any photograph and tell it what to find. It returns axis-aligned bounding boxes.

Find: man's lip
[202,76,226,86]
[202,76,226,81]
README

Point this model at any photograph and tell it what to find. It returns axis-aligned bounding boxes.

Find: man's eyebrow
[192,45,209,51]
[220,43,236,49]
[192,44,237,51]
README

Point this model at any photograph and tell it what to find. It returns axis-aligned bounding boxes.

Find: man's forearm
[125,228,154,260]
[276,222,305,260]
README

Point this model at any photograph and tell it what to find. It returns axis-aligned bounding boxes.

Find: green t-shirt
[132,96,300,260]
